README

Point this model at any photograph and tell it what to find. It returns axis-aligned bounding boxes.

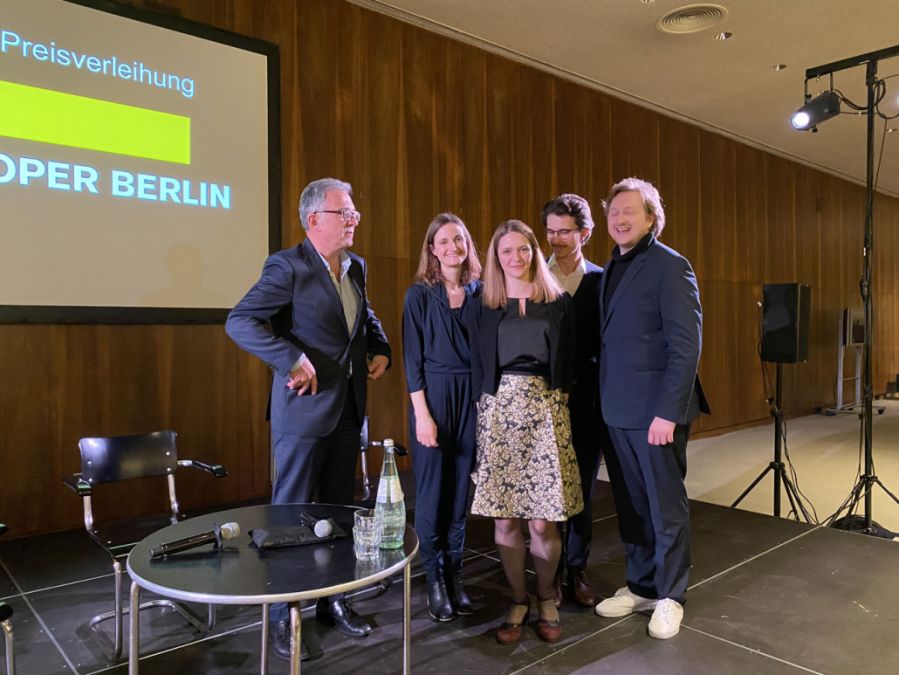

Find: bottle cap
[383,438,394,447]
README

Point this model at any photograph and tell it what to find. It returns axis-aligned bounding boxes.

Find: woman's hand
[415,413,439,448]
[409,390,439,448]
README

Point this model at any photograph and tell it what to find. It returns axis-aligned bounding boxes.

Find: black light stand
[800,46,899,532]
[732,362,806,519]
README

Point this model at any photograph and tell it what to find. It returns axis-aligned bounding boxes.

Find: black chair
[359,416,374,503]
[0,523,14,675]
[357,415,408,506]
[62,431,227,660]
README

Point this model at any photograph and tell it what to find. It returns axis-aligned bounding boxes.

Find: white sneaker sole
[648,623,680,639]
[594,600,657,618]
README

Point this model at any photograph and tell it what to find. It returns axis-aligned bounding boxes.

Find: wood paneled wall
[2,0,898,536]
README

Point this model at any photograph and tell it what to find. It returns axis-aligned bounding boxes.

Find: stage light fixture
[791,90,841,130]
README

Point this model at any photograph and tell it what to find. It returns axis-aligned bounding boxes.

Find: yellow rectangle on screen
[0,80,190,164]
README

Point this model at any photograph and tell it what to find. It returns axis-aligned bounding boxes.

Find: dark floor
[2,479,898,674]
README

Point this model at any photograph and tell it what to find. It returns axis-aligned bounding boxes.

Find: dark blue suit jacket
[226,239,391,437]
[599,238,708,429]
[570,261,602,394]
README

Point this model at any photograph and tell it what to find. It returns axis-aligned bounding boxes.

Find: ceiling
[349,0,899,197]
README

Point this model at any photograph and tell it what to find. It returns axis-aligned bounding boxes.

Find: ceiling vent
[657,4,729,34]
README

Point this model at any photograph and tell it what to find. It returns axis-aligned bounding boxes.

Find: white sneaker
[647,598,683,639]
[594,586,657,618]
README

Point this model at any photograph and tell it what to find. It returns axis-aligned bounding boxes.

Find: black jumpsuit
[402,281,480,583]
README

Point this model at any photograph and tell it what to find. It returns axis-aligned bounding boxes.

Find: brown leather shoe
[496,598,530,645]
[535,597,562,643]
[568,570,598,607]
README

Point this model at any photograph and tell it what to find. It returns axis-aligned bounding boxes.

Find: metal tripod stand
[731,363,807,520]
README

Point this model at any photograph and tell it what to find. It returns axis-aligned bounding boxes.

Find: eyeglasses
[546,228,578,239]
[314,208,362,224]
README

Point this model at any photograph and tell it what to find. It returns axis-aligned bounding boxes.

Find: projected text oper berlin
[0,152,231,209]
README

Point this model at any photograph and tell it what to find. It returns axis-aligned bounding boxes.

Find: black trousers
[605,423,691,603]
[410,372,476,583]
[564,397,611,571]
[270,390,361,623]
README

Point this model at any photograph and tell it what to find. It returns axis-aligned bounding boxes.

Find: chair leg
[113,560,123,659]
[87,560,125,659]
[88,558,208,662]
[2,618,14,675]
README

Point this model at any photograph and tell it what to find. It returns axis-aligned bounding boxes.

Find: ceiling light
[791,91,841,131]
[715,31,732,40]
[770,64,787,71]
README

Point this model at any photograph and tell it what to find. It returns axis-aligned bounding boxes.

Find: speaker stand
[732,363,809,521]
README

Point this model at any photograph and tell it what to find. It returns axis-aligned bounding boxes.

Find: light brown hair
[413,213,482,286]
[482,219,563,309]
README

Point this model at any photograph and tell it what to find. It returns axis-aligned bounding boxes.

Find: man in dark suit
[593,178,709,640]
[542,193,612,608]
[226,177,391,660]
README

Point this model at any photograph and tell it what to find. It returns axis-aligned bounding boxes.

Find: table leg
[403,562,411,674]
[289,603,301,675]
[129,582,140,675]
[260,603,269,675]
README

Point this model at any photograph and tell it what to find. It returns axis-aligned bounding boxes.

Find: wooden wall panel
[3,0,899,536]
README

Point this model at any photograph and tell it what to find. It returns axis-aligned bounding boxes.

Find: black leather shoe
[427,580,455,622]
[445,571,474,616]
[269,620,309,662]
[316,598,372,637]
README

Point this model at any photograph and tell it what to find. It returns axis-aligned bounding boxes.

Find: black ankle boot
[446,570,474,616]
[427,580,455,622]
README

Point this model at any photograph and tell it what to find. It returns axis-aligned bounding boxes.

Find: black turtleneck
[603,233,654,315]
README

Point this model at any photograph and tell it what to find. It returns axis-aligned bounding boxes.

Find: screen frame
[0,0,281,325]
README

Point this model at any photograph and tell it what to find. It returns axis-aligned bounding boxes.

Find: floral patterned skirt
[471,373,584,521]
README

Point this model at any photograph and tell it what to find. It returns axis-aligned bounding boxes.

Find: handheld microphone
[299,512,333,538]
[314,519,333,538]
[150,522,240,559]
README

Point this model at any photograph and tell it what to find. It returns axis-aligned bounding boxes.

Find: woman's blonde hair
[413,213,482,286]
[482,219,563,309]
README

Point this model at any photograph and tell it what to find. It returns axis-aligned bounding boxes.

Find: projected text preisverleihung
[1,28,195,99]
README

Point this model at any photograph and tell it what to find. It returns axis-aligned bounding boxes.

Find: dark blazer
[226,238,391,437]
[570,261,603,393]
[468,293,576,398]
[599,238,709,428]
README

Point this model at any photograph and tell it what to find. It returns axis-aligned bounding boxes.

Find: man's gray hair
[603,177,666,237]
[298,178,353,230]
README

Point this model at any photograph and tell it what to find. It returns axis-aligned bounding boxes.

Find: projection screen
[0,0,280,322]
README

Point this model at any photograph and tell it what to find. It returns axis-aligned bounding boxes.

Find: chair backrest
[78,431,179,485]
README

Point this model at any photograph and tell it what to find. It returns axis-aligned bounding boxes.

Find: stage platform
[1,481,896,674]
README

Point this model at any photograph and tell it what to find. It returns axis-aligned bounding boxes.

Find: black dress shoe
[269,620,309,662]
[316,598,372,637]
[445,571,474,616]
[427,580,455,622]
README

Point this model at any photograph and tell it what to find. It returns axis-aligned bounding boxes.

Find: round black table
[126,504,418,674]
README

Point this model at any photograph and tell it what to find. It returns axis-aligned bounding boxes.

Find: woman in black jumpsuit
[403,213,481,622]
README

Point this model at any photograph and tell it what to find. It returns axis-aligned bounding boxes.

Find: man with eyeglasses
[227,177,391,661]
[541,193,611,609]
